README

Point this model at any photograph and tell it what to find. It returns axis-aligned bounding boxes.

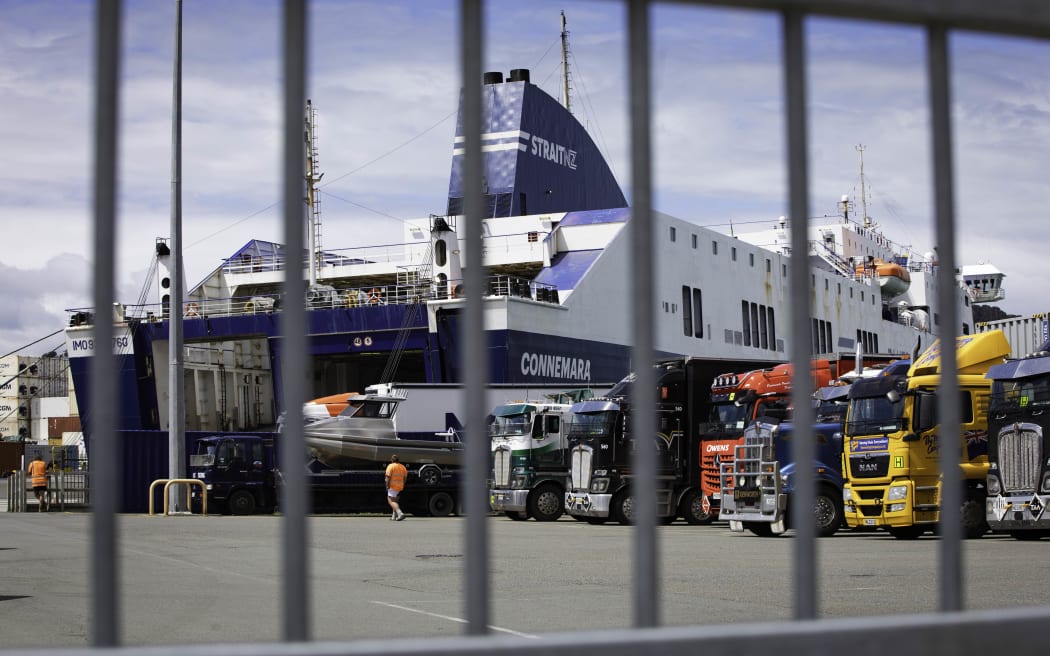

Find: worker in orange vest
[26,454,48,512]
[385,454,407,521]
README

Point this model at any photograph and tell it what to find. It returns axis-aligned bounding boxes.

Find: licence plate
[864,519,876,526]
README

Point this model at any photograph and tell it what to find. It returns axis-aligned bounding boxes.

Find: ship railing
[220,241,434,277]
[219,234,548,279]
[66,276,562,327]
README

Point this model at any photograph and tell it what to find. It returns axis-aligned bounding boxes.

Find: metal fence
[19,0,1050,654]
[6,470,90,513]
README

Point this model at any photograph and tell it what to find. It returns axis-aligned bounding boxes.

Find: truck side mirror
[902,432,919,442]
[887,390,901,403]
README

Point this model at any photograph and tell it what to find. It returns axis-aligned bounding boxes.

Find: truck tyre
[679,489,714,525]
[418,465,442,486]
[228,490,256,516]
[961,497,988,539]
[505,511,528,521]
[428,491,455,517]
[888,525,925,539]
[612,491,635,525]
[527,484,564,522]
[815,485,843,538]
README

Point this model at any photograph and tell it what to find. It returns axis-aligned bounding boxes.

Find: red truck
[699,361,834,514]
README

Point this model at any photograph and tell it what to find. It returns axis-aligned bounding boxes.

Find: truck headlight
[888,503,905,513]
[843,488,854,502]
[986,476,1001,496]
[590,478,609,493]
[205,484,213,491]
[887,485,907,501]
[1042,473,1050,494]
[510,476,528,489]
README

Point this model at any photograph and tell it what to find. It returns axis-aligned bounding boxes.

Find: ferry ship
[64,67,1004,436]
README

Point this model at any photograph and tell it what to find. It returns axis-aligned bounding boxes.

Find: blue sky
[1,0,1048,357]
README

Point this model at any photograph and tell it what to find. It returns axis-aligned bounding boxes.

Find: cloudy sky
[2,0,1048,357]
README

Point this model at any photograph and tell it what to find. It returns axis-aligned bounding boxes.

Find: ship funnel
[508,68,530,83]
[483,71,504,85]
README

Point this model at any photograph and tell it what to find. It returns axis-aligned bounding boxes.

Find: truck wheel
[815,486,843,538]
[679,489,714,525]
[612,491,635,525]
[418,465,442,486]
[428,492,455,517]
[527,484,564,522]
[504,511,528,521]
[888,525,924,539]
[961,497,988,539]
[227,490,256,516]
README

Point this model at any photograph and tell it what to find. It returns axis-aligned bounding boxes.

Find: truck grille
[998,423,1041,493]
[493,447,512,487]
[569,446,592,490]
[849,453,890,478]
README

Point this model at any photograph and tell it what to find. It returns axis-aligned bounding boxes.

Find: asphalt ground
[2,508,1050,650]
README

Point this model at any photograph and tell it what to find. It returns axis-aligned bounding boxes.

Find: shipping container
[976,312,1050,359]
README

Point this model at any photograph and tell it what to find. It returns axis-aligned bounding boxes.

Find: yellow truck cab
[842,330,1010,539]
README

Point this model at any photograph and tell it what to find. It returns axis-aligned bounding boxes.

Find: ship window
[750,302,760,348]
[741,301,751,347]
[682,286,692,337]
[435,239,447,267]
[850,288,854,299]
[838,283,841,295]
[759,305,768,349]
[692,234,697,249]
[732,247,737,261]
[861,291,865,302]
[692,288,703,338]
[712,241,718,255]
[767,308,776,349]
[767,259,772,273]
[527,231,538,242]
[782,263,786,277]
[813,318,820,354]
[519,192,527,216]
[670,226,676,242]
[749,252,754,267]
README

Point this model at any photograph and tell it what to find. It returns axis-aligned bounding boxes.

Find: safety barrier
[147,478,208,517]
[6,470,90,512]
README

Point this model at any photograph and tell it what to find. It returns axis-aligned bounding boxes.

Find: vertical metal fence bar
[89,0,121,647]
[459,0,490,636]
[279,0,310,641]
[168,0,186,514]
[627,0,659,628]
[926,21,963,612]
[782,8,818,621]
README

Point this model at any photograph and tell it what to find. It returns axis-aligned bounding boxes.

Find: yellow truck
[841,330,1010,539]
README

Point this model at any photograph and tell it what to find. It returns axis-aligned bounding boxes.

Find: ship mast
[560,11,572,114]
[856,143,871,228]
[305,100,324,285]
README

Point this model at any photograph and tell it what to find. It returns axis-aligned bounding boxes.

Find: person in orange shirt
[26,454,49,512]
[385,454,408,521]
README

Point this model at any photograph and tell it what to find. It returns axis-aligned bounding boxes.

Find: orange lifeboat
[855,258,911,297]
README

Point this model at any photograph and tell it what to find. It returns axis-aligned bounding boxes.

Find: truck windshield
[847,395,904,436]
[190,443,216,467]
[488,412,532,437]
[568,411,617,439]
[705,402,752,431]
[991,376,1050,411]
